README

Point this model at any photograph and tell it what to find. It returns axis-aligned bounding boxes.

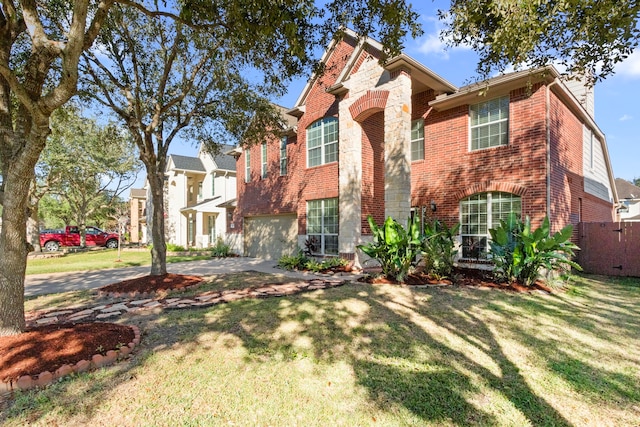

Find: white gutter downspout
[546,79,560,221]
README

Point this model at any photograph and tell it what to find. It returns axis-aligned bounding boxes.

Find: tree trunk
[0,150,39,335]
[148,169,167,276]
[27,206,42,252]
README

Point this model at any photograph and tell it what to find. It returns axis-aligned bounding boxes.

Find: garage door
[244,215,298,259]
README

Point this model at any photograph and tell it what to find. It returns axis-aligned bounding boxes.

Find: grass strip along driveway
[26,249,212,276]
[3,269,640,426]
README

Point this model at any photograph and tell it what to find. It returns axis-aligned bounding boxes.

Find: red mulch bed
[0,322,134,383]
[1,273,202,387]
[98,273,203,295]
[360,267,554,293]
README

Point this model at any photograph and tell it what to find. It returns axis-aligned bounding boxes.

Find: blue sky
[170,2,640,184]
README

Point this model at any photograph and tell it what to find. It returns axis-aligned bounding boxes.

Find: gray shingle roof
[169,155,206,172]
[212,145,236,171]
[615,178,640,200]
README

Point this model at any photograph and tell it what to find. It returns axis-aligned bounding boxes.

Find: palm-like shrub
[357,215,422,282]
[489,213,581,286]
[422,220,460,279]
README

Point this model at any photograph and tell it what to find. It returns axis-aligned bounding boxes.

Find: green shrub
[489,213,581,286]
[278,251,349,272]
[357,215,422,283]
[278,251,311,271]
[166,243,186,252]
[422,220,459,279]
[210,238,232,257]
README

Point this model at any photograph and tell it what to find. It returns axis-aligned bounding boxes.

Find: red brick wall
[360,111,385,232]
[411,84,549,229]
[234,36,358,235]
[548,91,614,236]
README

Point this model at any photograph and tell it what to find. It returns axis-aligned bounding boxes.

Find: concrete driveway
[24,257,340,297]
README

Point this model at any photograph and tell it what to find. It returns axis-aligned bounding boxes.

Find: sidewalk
[24,257,351,297]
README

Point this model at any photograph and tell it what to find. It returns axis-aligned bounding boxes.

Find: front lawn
[26,249,212,275]
[3,273,640,426]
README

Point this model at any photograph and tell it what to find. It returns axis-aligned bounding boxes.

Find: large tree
[38,104,138,246]
[441,0,640,81]
[0,0,421,335]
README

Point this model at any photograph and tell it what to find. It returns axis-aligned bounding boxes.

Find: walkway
[26,277,348,327]
[24,257,339,297]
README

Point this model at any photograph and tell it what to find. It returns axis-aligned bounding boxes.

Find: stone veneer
[338,56,412,266]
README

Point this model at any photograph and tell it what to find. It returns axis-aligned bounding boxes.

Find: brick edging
[0,325,141,393]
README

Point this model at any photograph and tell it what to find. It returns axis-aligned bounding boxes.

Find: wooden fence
[578,222,640,277]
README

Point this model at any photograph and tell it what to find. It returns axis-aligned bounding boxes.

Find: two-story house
[128,188,147,244]
[164,144,237,248]
[615,178,640,222]
[230,30,617,264]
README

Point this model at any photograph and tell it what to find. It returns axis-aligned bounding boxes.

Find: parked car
[40,225,120,252]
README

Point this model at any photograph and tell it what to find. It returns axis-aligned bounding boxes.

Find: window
[211,173,215,196]
[470,96,509,150]
[460,192,521,259]
[307,198,339,255]
[244,149,251,183]
[280,137,288,176]
[197,182,203,199]
[261,142,267,179]
[411,118,424,161]
[307,117,338,167]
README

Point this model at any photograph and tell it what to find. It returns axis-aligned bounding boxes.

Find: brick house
[230,30,617,263]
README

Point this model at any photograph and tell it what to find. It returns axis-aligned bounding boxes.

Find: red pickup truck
[40,226,120,252]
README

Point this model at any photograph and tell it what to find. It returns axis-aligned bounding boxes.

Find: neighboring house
[615,178,640,221]
[230,30,617,263]
[164,144,237,248]
[129,188,148,244]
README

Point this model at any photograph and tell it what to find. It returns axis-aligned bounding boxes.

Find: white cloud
[615,50,640,77]
[619,114,633,122]
[416,15,470,59]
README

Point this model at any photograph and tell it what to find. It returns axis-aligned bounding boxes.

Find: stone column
[383,69,412,222]
[338,102,363,257]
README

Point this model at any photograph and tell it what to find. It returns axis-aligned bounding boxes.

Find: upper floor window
[460,192,521,259]
[261,142,267,179]
[211,173,215,196]
[307,117,338,167]
[470,96,509,150]
[280,137,288,176]
[244,149,251,183]
[197,182,203,199]
[411,118,425,161]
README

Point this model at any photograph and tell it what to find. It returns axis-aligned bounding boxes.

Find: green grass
[25,249,211,275]
[3,273,640,426]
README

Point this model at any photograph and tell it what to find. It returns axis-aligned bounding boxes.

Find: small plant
[95,345,105,355]
[304,237,318,256]
[357,215,422,283]
[166,243,186,252]
[278,251,349,272]
[489,213,582,286]
[210,237,232,257]
[422,220,460,279]
[278,251,311,271]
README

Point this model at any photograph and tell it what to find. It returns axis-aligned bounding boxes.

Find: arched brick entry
[349,90,389,122]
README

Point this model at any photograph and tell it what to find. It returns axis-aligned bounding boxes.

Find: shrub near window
[489,213,581,286]
[357,215,422,283]
[422,220,460,279]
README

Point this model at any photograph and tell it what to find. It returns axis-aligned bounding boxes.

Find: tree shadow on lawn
[179,283,578,425]
[5,274,639,425]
